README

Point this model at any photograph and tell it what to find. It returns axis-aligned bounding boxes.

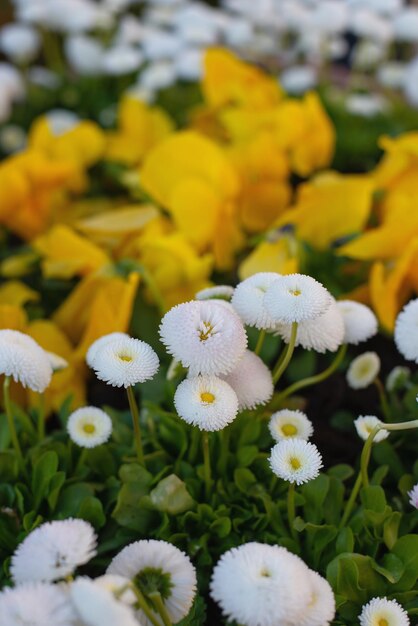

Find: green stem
[74,448,88,474]
[188,427,200,464]
[374,378,391,421]
[383,419,418,431]
[37,395,46,441]
[360,426,380,488]
[127,386,145,466]
[219,426,230,476]
[339,472,362,530]
[277,343,347,401]
[255,329,266,356]
[202,431,211,499]
[131,586,162,626]
[3,376,26,477]
[149,592,172,626]
[287,482,297,540]
[273,322,298,385]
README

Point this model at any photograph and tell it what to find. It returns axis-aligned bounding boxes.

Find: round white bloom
[269,439,323,485]
[0,124,26,154]
[174,48,204,81]
[102,46,143,76]
[47,351,68,372]
[86,332,130,368]
[70,578,140,626]
[89,336,159,388]
[394,299,418,362]
[0,329,52,392]
[0,23,40,63]
[159,300,247,376]
[408,484,418,509]
[223,18,254,48]
[394,7,418,42]
[0,62,25,101]
[210,542,313,626]
[354,415,389,443]
[67,406,112,448]
[137,60,177,93]
[65,34,104,76]
[107,539,197,626]
[281,65,317,95]
[346,352,380,389]
[404,58,418,108]
[45,109,79,136]
[346,94,388,118]
[386,366,410,392]
[269,409,313,442]
[174,375,239,431]
[221,350,273,410]
[11,519,97,584]
[337,300,378,345]
[0,583,75,626]
[195,285,235,301]
[231,272,281,330]
[277,298,345,353]
[94,574,136,605]
[264,274,332,324]
[377,61,406,89]
[28,66,60,89]
[299,570,336,626]
[142,29,183,61]
[359,597,410,626]
[44,0,101,34]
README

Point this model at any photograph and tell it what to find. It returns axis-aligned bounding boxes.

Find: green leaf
[56,483,95,518]
[112,464,156,532]
[328,464,354,481]
[47,471,66,511]
[209,517,231,538]
[236,445,258,467]
[0,451,18,481]
[234,468,257,494]
[77,496,106,529]
[391,535,418,591]
[31,451,59,511]
[371,554,404,584]
[150,475,195,515]
[383,512,402,550]
[327,553,386,604]
[360,485,386,513]
[336,527,354,555]
[238,419,261,446]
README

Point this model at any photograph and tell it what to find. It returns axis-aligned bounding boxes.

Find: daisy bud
[264,273,332,324]
[386,366,410,392]
[159,300,247,376]
[0,583,76,626]
[86,332,129,369]
[0,329,52,392]
[269,438,323,485]
[67,406,112,448]
[395,299,418,362]
[346,351,380,389]
[299,570,336,626]
[408,483,418,509]
[195,285,235,301]
[359,597,410,626]
[337,300,378,345]
[221,350,273,410]
[354,415,389,442]
[70,578,140,626]
[46,351,68,372]
[231,272,281,330]
[269,409,313,442]
[174,375,239,431]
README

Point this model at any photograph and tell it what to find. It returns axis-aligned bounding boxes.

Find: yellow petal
[239,235,299,280]
[0,281,39,306]
[0,304,28,330]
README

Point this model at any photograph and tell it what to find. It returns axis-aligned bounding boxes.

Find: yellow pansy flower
[239,234,299,280]
[0,280,39,307]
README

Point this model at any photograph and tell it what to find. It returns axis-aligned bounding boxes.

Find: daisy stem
[255,329,266,355]
[273,322,298,385]
[339,472,362,530]
[127,386,145,466]
[3,376,27,478]
[219,425,230,475]
[149,591,173,626]
[360,426,380,489]
[202,430,211,499]
[374,377,391,421]
[74,448,88,474]
[382,419,418,431]
[131,585,162,626]
[287,482,297,541]
[276,343,347,402]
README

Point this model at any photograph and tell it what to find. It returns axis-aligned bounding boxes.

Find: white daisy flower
[276,298,345,353]
[269,409,314,442]
[89,336,159,388]
[359,597,410,626]
[107,539,197,626]
[221,350,273,410]
[408,484,418,508]
[354,416,389,442]
[195,285,235,301]
[264,274,332,324]
[231,272,281,330]
[395,299,418,362]
[46,351,68,372]
[159,300,247,376]
[70,578,140,626]
[11,519,97,584]
[210,542,313,626]
[337,300,378,345]
[0,329,52,392]
[299,570,336,626]
[86,332,129,368]
[269,439,323,485]
[67,406,112,448]
[0,583,75,626]
[346,352,380,389]
[174,375,239,431]
[94,574,136,605]
[386,366,410,392]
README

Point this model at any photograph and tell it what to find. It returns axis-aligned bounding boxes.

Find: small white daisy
[0,583,75,626]
[89,336,159,388]
[210,542,313,626]
[337,300,378,345]
[86,332,129,368]
[386,366,410,392]
[346,352,380,389]
[354,416,389,442]
[299,570,336,626]
[231,272,281,330]
[159,300,247,376]
[407,483,418,508]
[269,409,314,442]
[276,298,345,353]
[67,406,112,448]
[46,351,68,372]
[174,375,239,431]
[94,574,136,605]
[107,539,197,626]
[221,350,273,410]
[359,597,410,626]
[195,285,235,301]
[0,329,52,392]
[395,299,418,362]
[70,578,140,626]
[11,519,97,584]
[269,439,323,485]
[264,274,332,324]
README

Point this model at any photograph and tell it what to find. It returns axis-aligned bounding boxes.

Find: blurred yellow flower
[239,234,299,280]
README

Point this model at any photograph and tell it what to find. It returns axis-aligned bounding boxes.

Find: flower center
[198,321,214,342]
[200,392,215,404]
[378,620,389,626]
[289,457,301,470]
[282,424,297,436]
[134,567,173,601]
[260,568,271,577]
[289,288,301,296]
[118,353,133,362]
[83,423,96,434]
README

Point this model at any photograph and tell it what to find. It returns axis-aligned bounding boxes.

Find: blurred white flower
[137,60,177,93]
[352,41,387,71]
[337,300,378,345]
[0,583,75,626]
[44,0,103,33]
[67,406,113,448]
[231,272,280,330]
[102,45,143,76]
[0,124,26,154]
[346,352,380,389]
[350,9,393,43]
[0,329,52,392]
[142,28,183,61]
[346,94,388,118]
[408,484,418,509]
[65,35,105,75]
[70,578,140,626]
[386,366,410,392]
[28,66,60,89]
[269,409,313,442]
[394,299,418,361]
[312,1,348,34]
[0,63,25,101]
[222,18,254,48]
[45,109,80,135]
[359,597,410,626]
[354,415,389,442]
[0,23,40,64]
[377,61,406,89]
[221,350,273,411]
[269,438,323,485]
[281,65,317,95]
[195,285,234,301]
[299,570,336,626]
[174,48,204,81]
[394,7,418,42]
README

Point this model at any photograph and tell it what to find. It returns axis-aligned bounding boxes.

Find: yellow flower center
[290,457,301,470]
[260,568,271,577]
[378,620,389,626]
[200,392,215,404]
[282,424,297,436]
[199,321,214,342]
[289,289,301,296]
[83,423,96,434]
[118,353,133,362]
